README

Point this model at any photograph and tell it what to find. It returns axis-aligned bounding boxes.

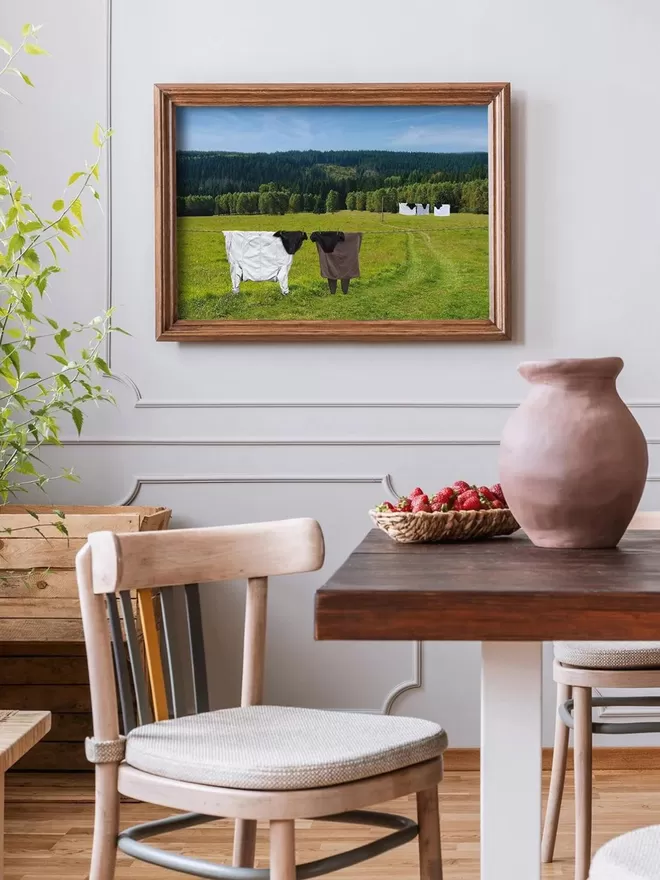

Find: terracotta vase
[498,357,648,548]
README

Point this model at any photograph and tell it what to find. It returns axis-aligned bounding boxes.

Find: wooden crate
[0,505,171,770]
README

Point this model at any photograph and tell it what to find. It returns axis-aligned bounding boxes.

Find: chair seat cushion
[124,705,447,791]
[554,642,660,670]
[590,825,660,879]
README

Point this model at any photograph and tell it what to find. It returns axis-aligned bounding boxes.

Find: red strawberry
[411,493,430,508]
[452,480,472,493]
[409,487,425,498]
[490,483,506,505]
[397,497,413,512]
[412,501,432,513]
[431,500,453,512]
[376,500,397,512]
[479,486,495,502]
[456,489,481,511]
[432,487,456,507]
[491,499,504,509]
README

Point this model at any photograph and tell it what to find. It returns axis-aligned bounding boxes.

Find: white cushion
[125,705,447,791]
[554,642,660,670]
[590,825,660,879]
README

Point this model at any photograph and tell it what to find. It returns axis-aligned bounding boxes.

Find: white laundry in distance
[223,231,293,295]
[398,203,430,216]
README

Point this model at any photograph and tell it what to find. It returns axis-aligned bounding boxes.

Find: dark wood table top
[315,529,660,641]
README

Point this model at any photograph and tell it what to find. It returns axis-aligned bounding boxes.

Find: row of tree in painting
[176,149,489,216]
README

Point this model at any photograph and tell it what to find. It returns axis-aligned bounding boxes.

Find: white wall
[5,0,660,746]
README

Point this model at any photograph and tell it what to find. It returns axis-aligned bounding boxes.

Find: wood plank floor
[5,770,660,879]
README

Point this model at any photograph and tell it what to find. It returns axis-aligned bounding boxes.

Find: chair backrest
[76,518,325,743]
[629,511,660,530]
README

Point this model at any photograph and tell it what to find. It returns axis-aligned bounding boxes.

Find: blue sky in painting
[177,105,488,153]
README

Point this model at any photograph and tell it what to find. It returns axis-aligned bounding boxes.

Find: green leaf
[67,171,84,185]
[45,240,58,261]
[53,521,68,536]
[53,509,65,519]
[57,216,74,236]
[93,356,111,376]
[70,198,83,224]
[45,317,58,330]
[56,235,69,252]
[19,71,34,87]
[0,38,12,56]
[90,163,100,181]
[18,220,42,233]
[54,328,71,354]
[0,164,9,177]
[24,43,48,56]
[21,24,32,37]
[47,354,69,366]
[71,407,84,435]
[51,198,64,212]
[92,124,103,147]
[7,232,25,257]
[25,508,39,520]
[22,249,40,271]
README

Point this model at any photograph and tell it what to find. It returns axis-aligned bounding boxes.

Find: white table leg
[481,642,542,880]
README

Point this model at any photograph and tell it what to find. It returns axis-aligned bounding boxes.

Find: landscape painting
[155,84,510,340]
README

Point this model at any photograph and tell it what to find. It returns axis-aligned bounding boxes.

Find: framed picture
[155,83,510,342]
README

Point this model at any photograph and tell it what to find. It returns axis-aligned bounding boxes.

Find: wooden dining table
[314,527,660,880]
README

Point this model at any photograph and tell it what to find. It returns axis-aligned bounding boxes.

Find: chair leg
[416,787,443,880]
[574,686,593,880]
[89,764,120,880]
[542,682,572,863]
[270,820,296,880]
[233,819,257,867]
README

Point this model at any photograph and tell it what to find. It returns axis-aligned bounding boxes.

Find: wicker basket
[369,507,520,543]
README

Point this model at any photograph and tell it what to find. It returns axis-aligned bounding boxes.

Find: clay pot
[499,357,648,548]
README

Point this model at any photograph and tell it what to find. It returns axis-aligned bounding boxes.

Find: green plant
[0,24,123,519]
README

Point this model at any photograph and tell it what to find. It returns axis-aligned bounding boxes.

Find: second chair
[542,512,660,880]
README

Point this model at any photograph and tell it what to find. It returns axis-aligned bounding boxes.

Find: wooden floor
[4,770,660,879]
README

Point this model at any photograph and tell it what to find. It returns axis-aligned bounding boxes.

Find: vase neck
[518,357,624,389]
[529,375,617,392]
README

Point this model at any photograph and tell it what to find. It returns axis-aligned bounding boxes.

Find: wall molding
[113,470,420,713]
[60,437,502,447]
[114,473,389,506]
[127,390,660,411]
[53,436,660,448]
[382,641,423,714]
[104,6,660,417]
[104,0,114,367]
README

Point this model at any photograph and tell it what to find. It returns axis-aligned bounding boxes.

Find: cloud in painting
[390,124,488,151]
[177,105,488,154]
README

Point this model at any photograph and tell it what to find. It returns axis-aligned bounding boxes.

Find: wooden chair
[542,511,660,880]
[76,518,448,880]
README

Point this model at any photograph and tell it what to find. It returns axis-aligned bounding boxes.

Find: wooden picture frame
[155,83,511,342]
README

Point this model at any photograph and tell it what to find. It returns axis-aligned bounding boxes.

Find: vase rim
[518,357,624,383]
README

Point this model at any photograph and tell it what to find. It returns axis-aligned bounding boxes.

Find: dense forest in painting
[176,149,489,216]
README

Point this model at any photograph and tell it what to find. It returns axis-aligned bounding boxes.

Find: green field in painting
[177,211,489,321]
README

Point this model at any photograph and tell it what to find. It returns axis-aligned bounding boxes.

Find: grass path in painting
[177,211,489,321]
